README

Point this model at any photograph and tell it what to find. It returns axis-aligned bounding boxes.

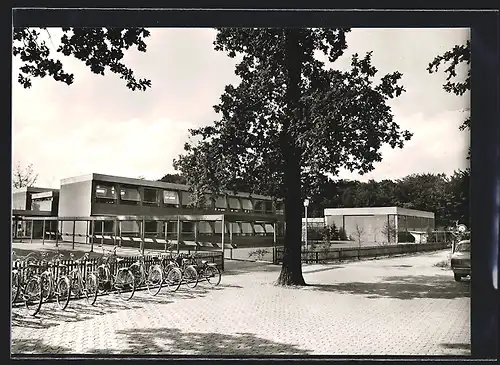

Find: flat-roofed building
[323,207,435,244]
[58,173,284,247]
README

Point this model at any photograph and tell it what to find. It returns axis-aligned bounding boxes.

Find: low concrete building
[323,207,435,244]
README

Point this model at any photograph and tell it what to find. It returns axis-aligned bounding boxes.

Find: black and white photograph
[11,10,482,358]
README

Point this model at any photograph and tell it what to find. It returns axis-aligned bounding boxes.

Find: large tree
[174,28,412,286]
[13,27,151,90]
[427,40,470,131]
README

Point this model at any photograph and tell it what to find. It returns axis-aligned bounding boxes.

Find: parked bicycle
[12,252,44,316]
[174,253,199,289]
[68,252,98,306]
[128,250,163,296]
[158,253,182,292]
[95,246,135,301]
[12,251,38,304]
[39,251,72,310]
[191,253,221,286]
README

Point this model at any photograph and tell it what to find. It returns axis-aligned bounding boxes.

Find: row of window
[94,182,282,213]
[90,220,284,236]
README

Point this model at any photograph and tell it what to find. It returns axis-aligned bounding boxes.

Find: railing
[275,242,451,264]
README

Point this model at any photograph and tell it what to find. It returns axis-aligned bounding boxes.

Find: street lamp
[304,198,309,252]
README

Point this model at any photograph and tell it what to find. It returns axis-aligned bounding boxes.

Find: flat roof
[61,173,278,201]
[324,207,434,219]
[32,191,59,199]
[12,186,59,195]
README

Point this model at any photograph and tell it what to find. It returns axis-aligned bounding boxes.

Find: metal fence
[275,241,450,264]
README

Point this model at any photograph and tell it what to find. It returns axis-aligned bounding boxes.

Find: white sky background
[12,28,470,189]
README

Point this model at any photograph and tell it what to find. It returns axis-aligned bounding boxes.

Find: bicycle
[39,251,72,310]
[12,252,44,316]
[128,250,164,296]
[174,253,199,289]
[68,252,99,306]
[191,253,221,287]
[12,251,39,304]
[95,246,136,301]
[158,252,182,292]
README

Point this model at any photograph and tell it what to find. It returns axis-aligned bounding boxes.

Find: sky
[12,28,470,189]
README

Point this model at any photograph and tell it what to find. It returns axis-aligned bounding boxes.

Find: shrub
[248,249,269,261]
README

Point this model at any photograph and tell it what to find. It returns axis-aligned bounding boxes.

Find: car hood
[451,252,470,260]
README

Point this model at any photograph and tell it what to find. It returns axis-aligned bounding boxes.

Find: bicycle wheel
[24,277,43,317]
[184,266,199,289]
[205,265,221,286]
[129,263,144,289]
[164,267,182,292]
[85,273,99,305]
[55,276,71,310]
[114,268,135,301]
[71,273,86,299]
[40,272,53,302]
[12,271,20,304]
[96,265,110,293]
[146,265,163,296]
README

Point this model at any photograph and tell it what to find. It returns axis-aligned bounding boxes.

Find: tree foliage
[13,162,38,189]
[158,173,187,185]
[427,40,470,131]
[174,28,412,285]
[12,27,152,90]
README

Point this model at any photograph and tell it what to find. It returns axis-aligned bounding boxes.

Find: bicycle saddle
[116,257,125,263]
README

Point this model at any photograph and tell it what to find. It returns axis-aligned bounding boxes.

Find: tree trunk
[276,29,306,286]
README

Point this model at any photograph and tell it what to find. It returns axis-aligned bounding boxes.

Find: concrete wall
[59,180,93,243]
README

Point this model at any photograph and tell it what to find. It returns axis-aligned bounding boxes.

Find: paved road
[11,249,470,356]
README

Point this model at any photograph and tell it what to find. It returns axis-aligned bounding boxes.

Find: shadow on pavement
[305,274,470,300]
[302,265,345,275]
[11,338,73,355]
[11,285,219,331]
[87,327,310,355]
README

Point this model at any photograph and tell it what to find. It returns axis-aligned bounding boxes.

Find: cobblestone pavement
[11,249,470,356]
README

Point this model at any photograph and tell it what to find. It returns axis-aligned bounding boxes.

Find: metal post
[101,220,104,246]
[86,220,89,244]
[221,216,225,265]
[141,218,145,255]
[273,221,277,264]
[176,216,181,254]
[229,222,233,260]
[90,220,95,252]
[30,219,33,243]
[60,220,64,246]
[42,219,46,245]
[194,221,198,244]
[72,219,76,249]
[119,220,122,248]
[164,221,168,252]
[113,219,117,247]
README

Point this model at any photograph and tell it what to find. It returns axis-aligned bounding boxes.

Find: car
[450,239,471,281]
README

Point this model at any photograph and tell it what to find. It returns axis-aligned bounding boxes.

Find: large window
[241,198,253,212]
[182,221,194,233]
[214,196,227,211]
[95,183,117,204]
[144,220,159,237]
[120,185,141,205]
[253,200,264,213]
[143,188,159,207]
[228,197,241,211]
[181,191,193,207]
[163,190,180,207]
[94,220,115,234]
[263,201,273,214]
